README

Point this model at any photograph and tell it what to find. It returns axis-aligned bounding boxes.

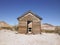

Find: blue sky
[0,0,60,26]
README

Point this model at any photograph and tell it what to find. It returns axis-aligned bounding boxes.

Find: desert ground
[0,30,60,45]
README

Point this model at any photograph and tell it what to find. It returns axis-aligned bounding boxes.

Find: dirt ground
[0,30,60,45]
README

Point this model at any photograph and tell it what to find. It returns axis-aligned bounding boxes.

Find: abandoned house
[17,11,42,34]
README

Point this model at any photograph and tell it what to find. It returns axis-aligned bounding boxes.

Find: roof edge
[17,10,43,20]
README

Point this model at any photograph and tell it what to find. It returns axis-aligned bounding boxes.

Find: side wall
[32,20,41,34]
[18,21,27,34]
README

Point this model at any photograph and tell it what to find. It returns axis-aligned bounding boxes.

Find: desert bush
[0,28,2,30]
[42,29,55,33]
[1,27,12,30]
[13,25,18,31]
[55,26,60,35]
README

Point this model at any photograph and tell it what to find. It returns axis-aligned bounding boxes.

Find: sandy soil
[0,30,60,45]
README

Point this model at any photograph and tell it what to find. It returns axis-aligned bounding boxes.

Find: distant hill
[42,23,54,26]
[41,23,56,30]
[0,21,12,30]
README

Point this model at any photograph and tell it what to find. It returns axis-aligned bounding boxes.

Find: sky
[0,0,60,26]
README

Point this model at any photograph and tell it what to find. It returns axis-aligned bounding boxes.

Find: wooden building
[17,11,42,34]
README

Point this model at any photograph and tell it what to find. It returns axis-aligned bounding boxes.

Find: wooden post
[40,21,42,34]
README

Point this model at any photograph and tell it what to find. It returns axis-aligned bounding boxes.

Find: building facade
[17,11,42,34]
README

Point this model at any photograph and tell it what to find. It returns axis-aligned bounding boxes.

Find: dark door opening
[27,21,32,33]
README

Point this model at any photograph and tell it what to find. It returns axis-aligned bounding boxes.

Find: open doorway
[27,21,32,34]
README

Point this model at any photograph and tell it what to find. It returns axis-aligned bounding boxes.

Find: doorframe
[26,20,32,34]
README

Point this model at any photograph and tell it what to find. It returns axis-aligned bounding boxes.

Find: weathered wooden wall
[32,21,41,34]
[18,21,27,34]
